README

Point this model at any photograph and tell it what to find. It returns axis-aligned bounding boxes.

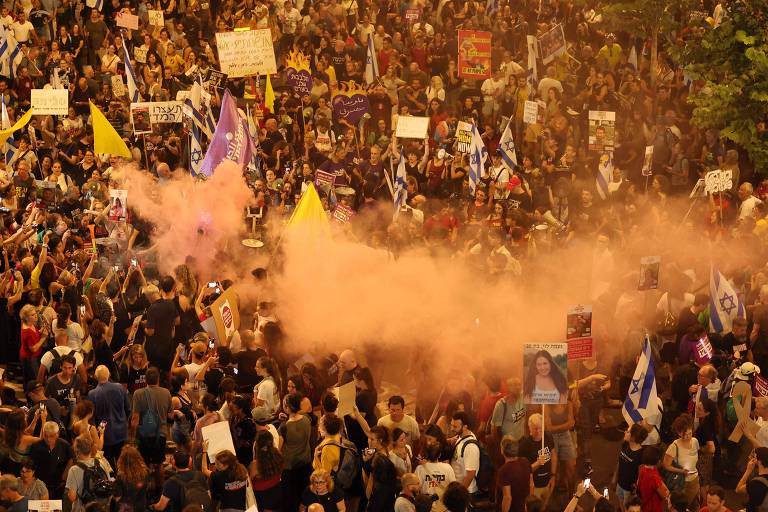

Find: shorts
[532,484,552,506]
[615,484,632,506]
[552,431,577,461]
[137,435,167,464]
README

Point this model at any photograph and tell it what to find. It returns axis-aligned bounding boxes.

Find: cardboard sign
[567,338,593,360]
[456,120,473,153]
[201,420,236,462]
[638,256,660,291]
[704,169,733,194]
[523,100,539,124]
[457,30,492,79]
[694,336,713,365]
[211,287,240,343]
[523,343,568,404]
[395,116,429,139]
[315,170,336,188]
[754,374,768,397]
[333,204,354,223]
[109,189,127,222]
[116,12,139,30]
[148,9,164,26]
[333,381,357,416]
[111,75,126,97]
[132,101,183,124]
[216,29,277,77]
[642,145,654,176]
[31,89,68,115]
[130,104,152,134]
[134,46,147,64]
[28,501,64,512]
[538,24,566,65]
[588,110,616,153]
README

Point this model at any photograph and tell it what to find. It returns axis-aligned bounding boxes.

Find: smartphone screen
[207,282,217,288]
[99,420,107,429]
[583,478,591,489]
[233,368,239,375]
[208,340,215,349]
[39,403,45,411]
[131,258,138,266]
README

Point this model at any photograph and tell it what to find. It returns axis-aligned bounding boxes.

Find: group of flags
[0,24,25,80]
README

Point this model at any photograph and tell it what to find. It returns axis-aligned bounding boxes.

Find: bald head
[308,505,324,512]
[339,350,357,372]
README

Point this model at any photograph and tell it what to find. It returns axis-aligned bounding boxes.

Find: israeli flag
[498,119,517,169]
[596,151,612,200]
[364,33,379,85]
[1,96,17,165]
[190,125,203,175]
[622,336,662,425]
[393,153,408,217]
[468,123,487,196]
[122,39,142,103]
[710,267,745,334]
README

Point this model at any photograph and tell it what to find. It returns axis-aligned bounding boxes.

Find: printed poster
[211,287,240,343]
[588,110,616,153]
[31,89,68,115]
[642,145,654,176]
[523,343,568,404]
[455,120,473,153]
[147,9,164,26]
[111,75,126,97]
[108,189,127,222]
[566,304,592,340]
[333,204,354,224]
[523,100,539,124]
[130,103,151,134]
[638,256,660,291]
[538,24,566,65]
[216,29,277,77]
[116,12,139,30]
[457,30,492,79]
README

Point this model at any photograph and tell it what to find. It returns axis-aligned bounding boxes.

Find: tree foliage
[677,1,768,172]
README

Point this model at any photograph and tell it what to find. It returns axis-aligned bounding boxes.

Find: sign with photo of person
[638,256,661,291]
[538,24,566,65]
[457,30,492,79]
[566,304,593,360]
[108,189,128,222]
[130,103,152,135]
[523,343,568,404]
[588,110,616,153]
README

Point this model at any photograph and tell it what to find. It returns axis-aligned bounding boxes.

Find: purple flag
[198,89,255,177]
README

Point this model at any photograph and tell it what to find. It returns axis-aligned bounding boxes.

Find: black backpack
[76,461,115,504]
[317,439,360,491]
[48,349,66,375]
[454,436,495,493]
[171,473,213,511]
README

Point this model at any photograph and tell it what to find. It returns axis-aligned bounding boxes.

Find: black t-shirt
[748,476,768,512]
[45,374,80,411]
[29,438,74,490]
[210,470,247,510]
[162,470,207,512]
[203,366,235,397]
[301,488,344,511]
[234,349,266,388]
[616,441,643,491]
[119,364,147,394]
[518,434,554,488]
[145,298,179,369]
[675,307,700,344]
[13,176,34,207]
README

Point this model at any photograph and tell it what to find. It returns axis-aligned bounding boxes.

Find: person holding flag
[623,335,663,448]
[468,122,487,197]
[365,32,379,85]
[710,266,745,335]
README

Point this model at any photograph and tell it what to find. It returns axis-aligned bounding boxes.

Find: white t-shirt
[51,319,85,352]
[183,362,204,382]
[666,439,699,481]
[11,20,34,42]
[377,414,421,445]
[415,461,456,495]
[41,346,84,370]
[254,376,279,416]
[451,435,480,493]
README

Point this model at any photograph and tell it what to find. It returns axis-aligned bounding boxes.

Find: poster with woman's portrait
[638,256,661,291]
[109,189,128,222]
[523,343,568,404]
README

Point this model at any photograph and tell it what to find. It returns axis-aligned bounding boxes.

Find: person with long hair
[114,445,150,512]
[71,400,104,457]
[203,449,250,512]
[300,363,325,409]
[118,344,149,395]
[279,392,312,512]
[249,430,284,512]
[0,408,42,474]
[254,356,282,419]
[363,426,398,512]
[285,376,313,414]
[230,395,257,466]
[523,350,568,404]
[52,303,85,353]
[389,427,412,476]
[170,374,197,451]
[20,304,47,383]
[695,398,718,505]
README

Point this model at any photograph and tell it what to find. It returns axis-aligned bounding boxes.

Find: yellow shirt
[313,434,342,474]
[165,53,185,75]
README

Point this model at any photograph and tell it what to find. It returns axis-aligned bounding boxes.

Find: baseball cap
[736,362,760,380]
[25,380,44,394]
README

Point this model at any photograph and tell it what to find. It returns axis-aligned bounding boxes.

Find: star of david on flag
[710,266,745,334]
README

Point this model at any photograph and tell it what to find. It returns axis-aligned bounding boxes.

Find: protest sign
[28,501,63,512]
[332,81,369,124]
[315,170,336,189]
[457,30,492,79]
[523,101,539,124]
[134,46,147,63]
[201,421,236,462]
[216,29,277,77]
[694,335,714,365]
[405,8,420,23]
[523,343,568,404]
[395,116,429,139]
[111,75,126,97]
[566,304,592,339]
[638,256,660,291]
[130,104,151,134]
[567,338,593,360]
[211,287,240,343]
[133,101,183,124]
[333,381,357,416]
[333,204,354,224]
[642,145,654,176]
[204,69,228,90]
[116,12,139,30]
[285,50,312,96]
[755,374,768,397]
[538,24,566,65]
[148,10,164,26]
[456,121,473,153]
[108,189,127,222]
[31,89,68,115]
[588,111,616,152]
[704,169,733,194]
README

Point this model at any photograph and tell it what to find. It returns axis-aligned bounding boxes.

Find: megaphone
[541,209,565,231]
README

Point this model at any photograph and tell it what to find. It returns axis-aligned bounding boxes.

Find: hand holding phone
[583,478,591,490]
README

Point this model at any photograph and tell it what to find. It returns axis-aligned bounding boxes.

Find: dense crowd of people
[0,0,766,511]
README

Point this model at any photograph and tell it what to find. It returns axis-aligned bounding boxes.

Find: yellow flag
[0,107,34,148]
[264,74,275,114]
[286,182,330,235]
[89,101,132,158]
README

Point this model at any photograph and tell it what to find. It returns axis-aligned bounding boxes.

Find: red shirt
[637,466,667,512]
[20,327,42,358]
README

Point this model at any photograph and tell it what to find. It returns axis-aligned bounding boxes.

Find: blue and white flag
[710,267,745,334]
[183,80,211,138]
[0,25,24,79]
[1,95,17,165]
[485,0,499,17]
[190,125,203,175]
[393,153,407,217]
[364,33,379,85]
[628,46,638,72]
[622,336,662,425]
[468,123,487,196]
[498,119,517,169]
[596,151,612,200]
[122,39,142,103]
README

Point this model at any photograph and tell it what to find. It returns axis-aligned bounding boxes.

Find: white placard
[111,75,126,97]
[642,145,654,176]
[31,89,68,115]
[201,420,237,462]
[523,100,538,124]
[28,501,63,512]
[134,46,147,64]
[395,116,429,139]
[216,29,277,77]
[116,12,139,30]
[148,10,164,26]
[333,381,357,417]
[705,169,733,194]
[456,120,473,153]
[132,101,183,124]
